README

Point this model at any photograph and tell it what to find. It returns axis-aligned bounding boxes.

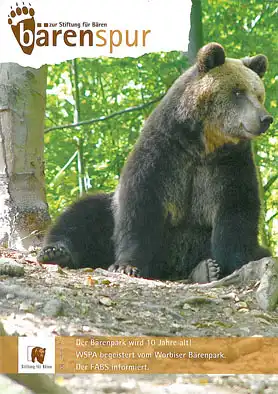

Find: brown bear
[38,43,273,283]
[110,42,273,280]
[31,347,46,364]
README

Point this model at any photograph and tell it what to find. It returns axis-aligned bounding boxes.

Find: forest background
[44,0,278,253]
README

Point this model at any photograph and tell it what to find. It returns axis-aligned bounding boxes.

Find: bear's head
[37,347,46,364]
[31,347,46,364]
[177,43,273,150]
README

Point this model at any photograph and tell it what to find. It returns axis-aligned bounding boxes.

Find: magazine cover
[0,0,277,393]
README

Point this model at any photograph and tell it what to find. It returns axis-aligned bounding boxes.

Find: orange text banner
[55,336,278,374]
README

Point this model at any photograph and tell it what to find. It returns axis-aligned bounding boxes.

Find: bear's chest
[162,153,194,226]
[162,144,248,227]
[191,148,246,225]
[191,164,219,225]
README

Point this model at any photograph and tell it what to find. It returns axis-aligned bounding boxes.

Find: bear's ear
[241,55,268,78]
[197,43,225,73]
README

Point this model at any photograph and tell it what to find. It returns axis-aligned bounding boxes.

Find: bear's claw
[37,245,73,267]
[108,263,140,277]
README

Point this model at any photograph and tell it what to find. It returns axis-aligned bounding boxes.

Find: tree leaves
[45,1,277,252]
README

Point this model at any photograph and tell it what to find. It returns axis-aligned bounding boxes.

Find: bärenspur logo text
[8,2,151,55]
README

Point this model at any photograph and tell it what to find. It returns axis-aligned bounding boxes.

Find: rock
[256,258,278,311]
[43,299,64,317]
[235,301,248,309]
[183,296,220,305]
[0,258,24,277]
[99,296,113,307]
[19,303,33,312]
[44,264,66,274]
[6,294,15,300]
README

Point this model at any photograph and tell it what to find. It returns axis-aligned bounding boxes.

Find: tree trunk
[188,0,204,64]
[0,64,50,251]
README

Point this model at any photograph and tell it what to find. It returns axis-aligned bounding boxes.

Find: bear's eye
[233,88,245,98]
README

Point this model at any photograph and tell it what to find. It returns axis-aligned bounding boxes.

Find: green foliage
[45,52,186,216]
[45,0,277,252]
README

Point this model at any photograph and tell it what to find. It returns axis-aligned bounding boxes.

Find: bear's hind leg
[211,210,270,278]
[37,193,114,269]
[188,259,220,283]
[160,224,213,281]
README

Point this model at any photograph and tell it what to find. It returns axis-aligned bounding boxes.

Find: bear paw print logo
[8,2,35,55]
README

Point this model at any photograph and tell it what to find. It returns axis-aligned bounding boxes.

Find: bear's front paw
[108,263,140,277]
[37,244,73,267]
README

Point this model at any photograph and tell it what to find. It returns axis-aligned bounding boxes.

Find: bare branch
[267,211,278,224]
[44,96,164,134]
[264,174,278,193]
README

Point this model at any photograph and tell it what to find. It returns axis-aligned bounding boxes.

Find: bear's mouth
[239,125,255,139]
[240,121,271,138]
[257,122,272,135]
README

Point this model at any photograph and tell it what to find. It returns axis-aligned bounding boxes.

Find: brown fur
[110,42,272,282]
[203,122,240,154]
[197,42,225,73]
[38,43,273,284]
[179,59,265,117]
[177,58,267,145]
[31,347,46,364]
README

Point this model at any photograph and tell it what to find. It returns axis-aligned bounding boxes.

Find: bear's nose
[260,114,273,126]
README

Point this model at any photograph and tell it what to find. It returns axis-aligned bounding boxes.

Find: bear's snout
[258,113,273,134]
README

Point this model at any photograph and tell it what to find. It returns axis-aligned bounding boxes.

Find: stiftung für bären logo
[8,2,36,55]
[18,337,55,373]
[8,1,152,56]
